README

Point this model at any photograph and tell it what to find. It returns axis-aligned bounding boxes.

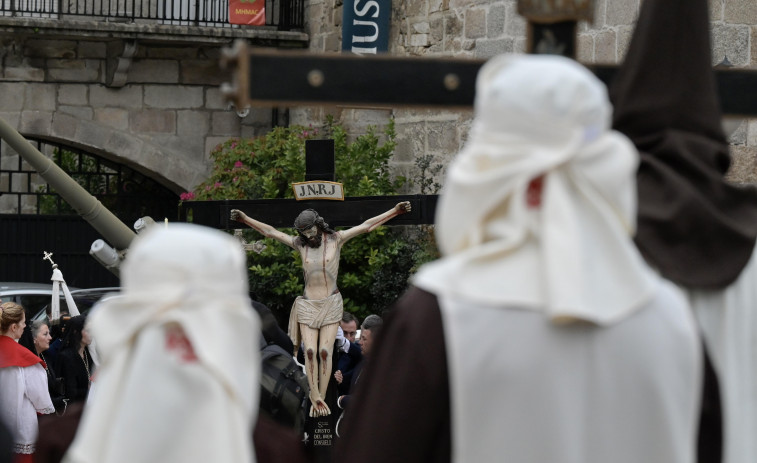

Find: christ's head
[294,209,334,248]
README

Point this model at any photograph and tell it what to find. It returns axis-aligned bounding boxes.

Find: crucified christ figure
[231,201,411,417]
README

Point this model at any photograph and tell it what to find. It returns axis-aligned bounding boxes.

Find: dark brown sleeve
[333,287,451,463]
[34,402,85,463]
[253,414,310,463]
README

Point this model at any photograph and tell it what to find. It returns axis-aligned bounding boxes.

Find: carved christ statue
[231,201,411,417]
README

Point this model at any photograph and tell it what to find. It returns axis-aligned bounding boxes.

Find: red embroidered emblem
[165,327,198,362]
[526,176,544,208]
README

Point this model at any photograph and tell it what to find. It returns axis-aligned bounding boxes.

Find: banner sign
[292,181,345,201]
[342,0,391,55]
[229,0,265,25]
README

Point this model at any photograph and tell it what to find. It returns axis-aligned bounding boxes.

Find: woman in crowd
[0,302,55,462]
[31,320,67,414]
[56,315,94,404]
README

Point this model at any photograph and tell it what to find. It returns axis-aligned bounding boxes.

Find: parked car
[0,282,119,322]
[33,287,120,323]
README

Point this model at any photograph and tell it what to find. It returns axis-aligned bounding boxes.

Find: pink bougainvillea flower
[179,192,196,201]
[234,161,244,168]
[214,182,222,188]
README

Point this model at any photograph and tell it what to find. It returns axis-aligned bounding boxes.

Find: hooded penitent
[611,0,757,461]
[412,53,701,463]
[63,224,260,463]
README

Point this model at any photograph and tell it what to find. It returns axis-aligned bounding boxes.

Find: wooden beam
[181,194,439,229]
[221,45,757,117]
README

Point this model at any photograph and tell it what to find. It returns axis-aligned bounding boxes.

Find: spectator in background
[356,316,381,356]
[336,314,382,411]
[55,315,94,405]
[31,320,67,414]
[44,312,70,369]
[0,302,55,462]
[334,312,361,396]
[340,312,358,344]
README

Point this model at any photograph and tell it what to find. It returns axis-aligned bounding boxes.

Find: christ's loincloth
[287,292,343,355]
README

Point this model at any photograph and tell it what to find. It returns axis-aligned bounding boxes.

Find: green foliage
[190,119,439,322]
[191,126,314,201]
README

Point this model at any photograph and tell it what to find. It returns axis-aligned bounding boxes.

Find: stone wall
[0,37,272,192]
[0,23,307,194]
[297,0,757,189]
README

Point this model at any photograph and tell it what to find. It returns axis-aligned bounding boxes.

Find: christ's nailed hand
[230,209,245,222]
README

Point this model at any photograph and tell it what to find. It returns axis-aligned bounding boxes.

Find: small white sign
[292,181,345,201]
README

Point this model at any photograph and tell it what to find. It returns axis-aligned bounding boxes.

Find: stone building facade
[299,0,757,187]
[0,20,307,200]
[0,0,755,201]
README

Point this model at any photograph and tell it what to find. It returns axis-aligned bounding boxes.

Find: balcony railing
[0,0,304,30]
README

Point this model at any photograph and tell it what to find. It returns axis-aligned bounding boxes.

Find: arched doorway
[0,139,179,287]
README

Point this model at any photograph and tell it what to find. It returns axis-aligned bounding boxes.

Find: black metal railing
[0,0,303,30]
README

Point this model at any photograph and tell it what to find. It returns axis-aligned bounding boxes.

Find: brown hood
[610,0,757,289]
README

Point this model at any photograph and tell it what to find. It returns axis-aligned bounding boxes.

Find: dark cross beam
[220,44,757,118]
[180,139,438,229]
[182,194,437,229]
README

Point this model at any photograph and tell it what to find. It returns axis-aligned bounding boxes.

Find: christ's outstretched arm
[339,201,412,243]
[231,209,295,249]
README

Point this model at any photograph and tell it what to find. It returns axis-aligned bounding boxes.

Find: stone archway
[17,110,210,194]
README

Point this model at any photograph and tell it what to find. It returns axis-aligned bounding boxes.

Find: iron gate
[0,139,179,286]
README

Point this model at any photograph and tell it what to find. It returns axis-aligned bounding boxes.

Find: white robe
[687,243,757,463]
[438,279,702,463]
[0,363,55,454]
